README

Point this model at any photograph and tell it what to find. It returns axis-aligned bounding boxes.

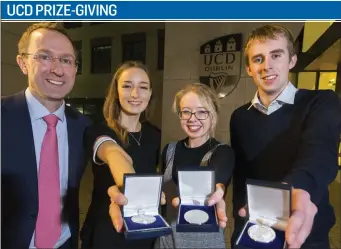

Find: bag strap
[163,142,178,181]
[200,143,226,166]
[164,141,226,173]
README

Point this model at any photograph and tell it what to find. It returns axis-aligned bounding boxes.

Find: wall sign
[199,33,243,98]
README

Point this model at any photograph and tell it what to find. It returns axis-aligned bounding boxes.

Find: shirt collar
[25,88,65,122]
[248,82,297,110]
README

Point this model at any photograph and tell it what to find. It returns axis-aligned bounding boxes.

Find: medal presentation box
[176,170,219,232]
[122,174,171,240]
[235,179,292,249]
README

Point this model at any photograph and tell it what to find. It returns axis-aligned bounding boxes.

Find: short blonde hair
[172,83,220,136]
[244,24,296,66]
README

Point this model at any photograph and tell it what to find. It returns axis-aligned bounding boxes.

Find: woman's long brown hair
[103,61,151,146]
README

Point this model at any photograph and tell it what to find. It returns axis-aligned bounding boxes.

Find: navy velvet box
[122,174,171,240]
[235,179,292,249]
[176,170,219,233]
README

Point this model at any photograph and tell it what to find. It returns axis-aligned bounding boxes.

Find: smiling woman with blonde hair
[155,83,235,249]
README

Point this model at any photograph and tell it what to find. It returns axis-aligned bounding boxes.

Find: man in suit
[2,22,90,249]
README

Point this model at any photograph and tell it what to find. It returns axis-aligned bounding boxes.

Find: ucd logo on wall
[199,34,243,98]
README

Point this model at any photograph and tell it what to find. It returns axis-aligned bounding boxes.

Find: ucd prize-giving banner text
[1,1,341,20]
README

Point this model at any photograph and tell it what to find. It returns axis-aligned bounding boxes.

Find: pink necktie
[35,114,61,248]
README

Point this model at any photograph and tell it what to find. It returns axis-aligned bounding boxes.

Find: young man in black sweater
[230,24,341,249]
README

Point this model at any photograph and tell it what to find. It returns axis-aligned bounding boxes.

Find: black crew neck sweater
[230,89,341,242]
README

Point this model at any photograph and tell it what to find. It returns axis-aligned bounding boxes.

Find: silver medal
[184,209,209,225]
[248,224,276,243]
[131,209,156,225]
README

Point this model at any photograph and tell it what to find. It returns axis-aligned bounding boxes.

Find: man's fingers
[292,215,314,249]
[286,209,305,247]
[207,184,225,206]
[286,189,317,248]
[109,202,124,232]
[172,197,180,208]
[288,203,317,249]
[108,185,127,205]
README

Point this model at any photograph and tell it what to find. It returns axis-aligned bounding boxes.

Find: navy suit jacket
[1,91,90,249]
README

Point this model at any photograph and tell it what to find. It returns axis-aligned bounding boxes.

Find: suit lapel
[4,91,39,204]
[65,107,79,188]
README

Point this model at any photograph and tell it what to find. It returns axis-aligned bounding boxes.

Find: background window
[297,72,316,89]
[318,72,337,90]
[65,99,105,122]
[91,37,112,74]
[122,32,146,63]
[157,29,165,70]
[73,41,82,75]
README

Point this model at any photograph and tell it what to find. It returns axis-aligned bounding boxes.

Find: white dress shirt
[248,82,298,115]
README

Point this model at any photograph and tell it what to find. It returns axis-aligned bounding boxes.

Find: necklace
[128,131,142,146]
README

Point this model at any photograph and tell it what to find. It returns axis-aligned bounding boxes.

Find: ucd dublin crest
[199,34,242,98]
